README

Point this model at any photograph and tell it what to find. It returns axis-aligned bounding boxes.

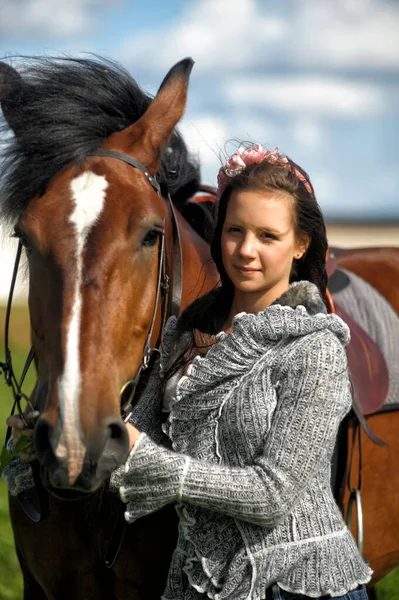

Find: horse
[0,55,398,598]
[0,55,218,599]
[332,247,399,589]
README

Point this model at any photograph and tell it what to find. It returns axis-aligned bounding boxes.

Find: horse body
[343,411,399,586]
[334,247,399,586]
[10,492,178,599]
[0,55,398,597]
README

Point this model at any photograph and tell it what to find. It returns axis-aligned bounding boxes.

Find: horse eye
[142,230,161,247]
[12,228,31,251]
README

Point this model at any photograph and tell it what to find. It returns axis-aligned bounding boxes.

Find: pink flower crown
[217,144,313,197]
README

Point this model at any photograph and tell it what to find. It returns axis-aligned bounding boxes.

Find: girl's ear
[294,235,310,260]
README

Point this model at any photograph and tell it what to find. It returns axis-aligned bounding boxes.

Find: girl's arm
[119,332,351,526]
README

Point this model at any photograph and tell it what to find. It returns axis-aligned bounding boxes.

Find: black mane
[0,55,200,224]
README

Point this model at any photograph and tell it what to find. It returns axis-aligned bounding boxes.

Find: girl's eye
[142,229,162,247]
[260,232,276,241]
[226,227,242,234]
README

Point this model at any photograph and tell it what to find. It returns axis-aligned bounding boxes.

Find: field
[0,304,398,599]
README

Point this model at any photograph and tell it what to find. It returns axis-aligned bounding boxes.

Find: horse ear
[0,62,27,136]
[111,58,194,168]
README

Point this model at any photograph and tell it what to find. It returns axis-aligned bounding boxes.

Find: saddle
[327,252,389,419]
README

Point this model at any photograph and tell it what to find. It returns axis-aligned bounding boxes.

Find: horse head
[0,57,211,497]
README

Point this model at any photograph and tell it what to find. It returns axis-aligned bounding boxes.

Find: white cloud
[224,76,387,117]
[179,115,227,168]
[295,0,399,70]
[118,0,288,73]
[292,118,323,150]
[0,0,122,39]
[179,115,229,186]
[118,0,399,73]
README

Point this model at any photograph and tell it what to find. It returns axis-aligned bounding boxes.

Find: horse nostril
[95,418,130,479]
[35,418,52,454]
[34,417,58,469]
[108,420,126,442]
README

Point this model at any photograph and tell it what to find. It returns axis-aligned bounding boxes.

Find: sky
[0,0,398,226]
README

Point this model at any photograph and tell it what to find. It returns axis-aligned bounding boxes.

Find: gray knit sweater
[3,282,372,598]
[111,281,372,599]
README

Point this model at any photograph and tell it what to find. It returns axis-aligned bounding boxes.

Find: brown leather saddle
[326,253,389,420]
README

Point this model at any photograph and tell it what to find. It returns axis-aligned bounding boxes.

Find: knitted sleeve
[109,316,177,492]
[119,332,351,526]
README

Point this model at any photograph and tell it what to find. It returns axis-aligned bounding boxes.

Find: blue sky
[0,0,398,221]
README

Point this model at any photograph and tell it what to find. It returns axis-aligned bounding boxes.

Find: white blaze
[55,171,108,483]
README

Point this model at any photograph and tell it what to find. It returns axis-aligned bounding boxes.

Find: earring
[295,253,302,259]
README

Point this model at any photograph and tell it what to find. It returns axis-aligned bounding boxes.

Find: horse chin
[41,468,100,501]
[49,487,95,502]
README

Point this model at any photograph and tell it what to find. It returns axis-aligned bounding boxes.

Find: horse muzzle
[34,415,130,494]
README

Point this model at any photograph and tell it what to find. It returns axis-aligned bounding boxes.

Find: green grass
[0,304,398,599]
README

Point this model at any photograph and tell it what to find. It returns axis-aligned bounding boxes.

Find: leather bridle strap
[92,149,161,194]
[90,149,183,322]
[89,149,183,423]
[0,241,35,431]
[119,226,166,422]
[0,242,49,522]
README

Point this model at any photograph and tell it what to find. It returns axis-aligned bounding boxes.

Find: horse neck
[174,210,218,311]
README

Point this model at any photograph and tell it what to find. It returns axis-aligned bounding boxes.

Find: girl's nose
[238,234,257,258]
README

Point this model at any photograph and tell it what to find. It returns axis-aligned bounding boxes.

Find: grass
[0,304,398,599]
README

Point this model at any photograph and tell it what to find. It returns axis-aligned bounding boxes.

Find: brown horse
[0,56,218,599]
[333,247,399,588]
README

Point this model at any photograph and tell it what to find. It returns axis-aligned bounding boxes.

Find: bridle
[0,149,183,525]
[92,150,183,422]
[0,241,35,429]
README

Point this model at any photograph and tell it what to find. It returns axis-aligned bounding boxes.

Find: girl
[5,144,371,599]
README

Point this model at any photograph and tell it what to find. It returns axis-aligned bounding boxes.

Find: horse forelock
[0,55,200,226]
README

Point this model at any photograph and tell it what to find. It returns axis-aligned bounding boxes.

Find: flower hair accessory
[217,144,313,197]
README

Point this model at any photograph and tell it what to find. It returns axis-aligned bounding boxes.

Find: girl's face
[221,189,307,306]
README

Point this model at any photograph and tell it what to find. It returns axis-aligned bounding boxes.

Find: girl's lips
[234,266,259,275]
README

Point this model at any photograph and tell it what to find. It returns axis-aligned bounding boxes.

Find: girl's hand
[5,414,37,461]
[125,422,141,450]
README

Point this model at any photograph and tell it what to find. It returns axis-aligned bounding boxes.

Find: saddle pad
[332,268,399,407]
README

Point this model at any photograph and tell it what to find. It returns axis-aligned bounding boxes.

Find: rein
[0,242,47,523]
[1,149,183,531]
[0,241,35,428]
